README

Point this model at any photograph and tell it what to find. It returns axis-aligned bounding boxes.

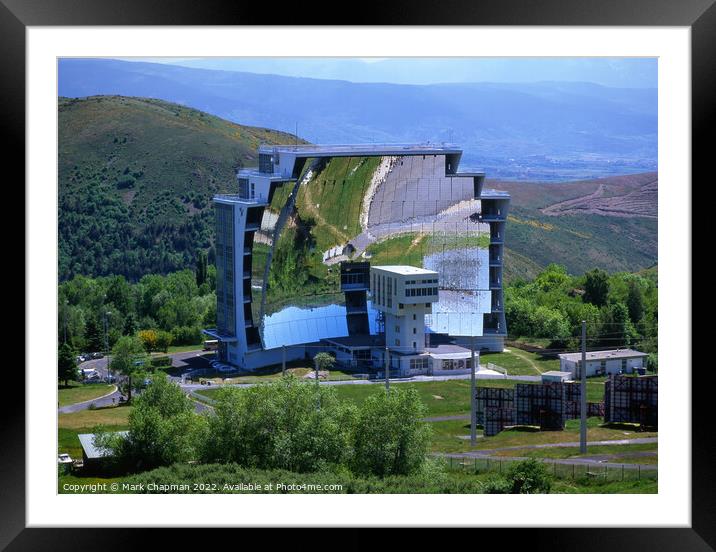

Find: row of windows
[406,287,437,297]
[406,278,438,284]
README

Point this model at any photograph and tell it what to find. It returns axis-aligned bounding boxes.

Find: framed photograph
[7,0,708,546]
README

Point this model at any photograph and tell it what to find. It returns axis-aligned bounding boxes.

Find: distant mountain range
[58,59,657,181]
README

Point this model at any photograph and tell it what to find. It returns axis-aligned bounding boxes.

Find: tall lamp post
[104,311,112,382]
[63,299,69,344]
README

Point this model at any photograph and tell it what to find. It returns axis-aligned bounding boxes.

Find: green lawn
[487,441,657,460]
[194,378,540,417]
[58,404,132,458]
[167,344,205,354]
[428,417,657,454]
[194,376,606,415]
[480,352,539,375]
[58,383,115,407]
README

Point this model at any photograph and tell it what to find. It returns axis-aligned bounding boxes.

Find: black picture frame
[5,0,708,547]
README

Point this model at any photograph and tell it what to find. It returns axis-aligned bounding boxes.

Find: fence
[444,455,658,481]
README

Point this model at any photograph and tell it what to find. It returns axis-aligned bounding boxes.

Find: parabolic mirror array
[251,154,492,350]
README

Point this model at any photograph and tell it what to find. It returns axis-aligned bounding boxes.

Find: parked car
[57,453,72,464]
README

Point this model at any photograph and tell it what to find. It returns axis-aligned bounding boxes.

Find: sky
[115,57,658,88]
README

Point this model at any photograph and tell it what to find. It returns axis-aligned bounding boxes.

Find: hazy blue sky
[116,57,657,88]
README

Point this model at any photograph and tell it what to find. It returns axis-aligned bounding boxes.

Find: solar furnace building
[205,144,510,371]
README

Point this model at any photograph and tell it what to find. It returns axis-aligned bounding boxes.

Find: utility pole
[384,346,390,392]
[104,311,111,382]
[282,345,286,376]
[470,335,477,446]
[314,354,320,410]
[63,299,68,344]
[580,320,587,454]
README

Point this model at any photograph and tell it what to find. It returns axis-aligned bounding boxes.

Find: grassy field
[193,375,607,415]
[194,365,358,386]
[58,383,115,407]
[429,417,656,454]
[485,441,657,460]
[166,344,204,354]
[58,404,132,458]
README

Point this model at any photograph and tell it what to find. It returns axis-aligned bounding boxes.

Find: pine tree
[58,342,78,386]
[84,316,104,352]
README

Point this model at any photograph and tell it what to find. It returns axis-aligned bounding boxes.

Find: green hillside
[58,95,301,281]
[489,174,658,279]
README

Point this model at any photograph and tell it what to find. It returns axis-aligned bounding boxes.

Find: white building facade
[558,349,648,378]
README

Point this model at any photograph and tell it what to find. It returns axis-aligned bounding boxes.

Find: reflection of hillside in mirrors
[258,153,492,329]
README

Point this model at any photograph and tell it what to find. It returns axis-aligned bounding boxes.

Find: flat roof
[542,370,571,377]
[558,349,648,362]
[78,432,128,460]
[259,143,462,157]
[371,265,438,276]
[425,344,471,358]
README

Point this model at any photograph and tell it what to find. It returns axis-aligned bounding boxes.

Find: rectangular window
[413,327,417,334]
[395,339,400,346]
[395,326,400,333]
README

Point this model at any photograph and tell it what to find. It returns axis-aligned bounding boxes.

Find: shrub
[150,356,172,368]
[198,376,355,473]
[505,458,552,494]
[350,387,432,477]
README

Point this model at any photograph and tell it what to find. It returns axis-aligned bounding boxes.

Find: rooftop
[558,349,648,362]
[78,431,128,460]
[258,143,462,157]
[371,265,439,276]
[425,343,472,359]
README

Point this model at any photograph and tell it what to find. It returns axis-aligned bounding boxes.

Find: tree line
[59,255,215,355]
[505,264,658,360]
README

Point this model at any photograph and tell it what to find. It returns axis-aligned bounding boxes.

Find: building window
[395,326,400,333]
[413,327,417,334]
[413,341,417,348]
[395,339,400,346]
[413,314,416,320]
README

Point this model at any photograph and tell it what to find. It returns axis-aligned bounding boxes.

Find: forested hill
[58,95,302,281]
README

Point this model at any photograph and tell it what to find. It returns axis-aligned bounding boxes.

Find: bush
[505,458,552,494]
[198,376,355,473]
[171,326,202,345]
[480,476,513,494]
[150,356,172,368]
[116,176,136,189]
[350,387,432,477]
[118,462,489,494]
[95,375,202,473]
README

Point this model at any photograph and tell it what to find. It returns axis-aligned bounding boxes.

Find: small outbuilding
[541,370,573,383]
[558,349,647,378]
[77,431,128,472]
